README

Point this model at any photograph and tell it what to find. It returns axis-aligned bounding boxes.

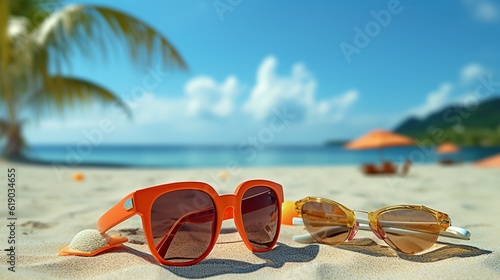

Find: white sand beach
[0,162,499,279]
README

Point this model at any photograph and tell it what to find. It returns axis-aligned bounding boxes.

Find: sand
[0,161,498,279]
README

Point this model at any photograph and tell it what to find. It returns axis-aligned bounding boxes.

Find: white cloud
[130,56,357,129]
[132,94,187,124]
[28,56,361,144]
[461,63,487,84]
[185,75,240,118]
[131,75,241,124]
[316,89,359,122]
[405,62,494,119]
[38,119,93,130]
[243,56,358,122]
[464,0,499,22]
[475,1,498,21]
[411,83,453,118]
[243,56,315,121]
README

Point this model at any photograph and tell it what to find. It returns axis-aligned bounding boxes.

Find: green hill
[393,97,500,146]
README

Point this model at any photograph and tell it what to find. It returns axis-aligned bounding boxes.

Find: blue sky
[27,0,500,145]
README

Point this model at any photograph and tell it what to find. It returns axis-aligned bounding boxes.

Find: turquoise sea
[22,145,500,168]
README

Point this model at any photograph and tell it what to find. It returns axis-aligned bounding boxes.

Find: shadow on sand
[335,238,491,262]
[102,242,320,278]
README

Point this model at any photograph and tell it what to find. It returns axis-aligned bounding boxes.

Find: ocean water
[22,145,500,168]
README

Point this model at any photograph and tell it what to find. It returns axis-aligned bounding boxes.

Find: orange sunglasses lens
[301,202,350,245]
[377,209,441,254]
[241,186,280,250]
[150,190,216,263]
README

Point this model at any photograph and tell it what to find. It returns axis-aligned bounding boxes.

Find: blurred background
[1,0,500,168]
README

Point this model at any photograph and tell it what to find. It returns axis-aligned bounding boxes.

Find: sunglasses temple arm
[291,218,471,243]
[96,193,137,234]
[292,217,370,243]
[356,218,470,240]
[440,226,471,240]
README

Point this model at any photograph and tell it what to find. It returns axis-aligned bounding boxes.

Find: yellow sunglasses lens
[377,209,441,254]
[301,202,350,245]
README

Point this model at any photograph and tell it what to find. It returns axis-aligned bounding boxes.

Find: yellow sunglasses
[293,197,470,254]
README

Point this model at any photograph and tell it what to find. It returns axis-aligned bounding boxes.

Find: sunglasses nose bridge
[368,212,389,240]
[219,194,236,220]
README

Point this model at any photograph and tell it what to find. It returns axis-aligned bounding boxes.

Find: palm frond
[8,17,34,74]
[29,75,131,118]
[3,0,63,106]
[0,0,10,98]
[3,16,45,113]
[10,0,62,26]
[33,4,187,72]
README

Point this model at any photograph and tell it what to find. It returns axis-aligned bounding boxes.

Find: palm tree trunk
[3,122,25,158]
[1,88,23,158]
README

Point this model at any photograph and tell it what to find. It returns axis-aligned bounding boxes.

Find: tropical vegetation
[393,97,500,146]
[0,0,187,157]
[326,97,500,146]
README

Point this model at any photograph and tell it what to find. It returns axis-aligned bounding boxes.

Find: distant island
[325,97,500,147]
[393,97,500,146]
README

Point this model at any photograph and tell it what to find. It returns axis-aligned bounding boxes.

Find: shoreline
[11,145,500,170]
[1,156,491,171]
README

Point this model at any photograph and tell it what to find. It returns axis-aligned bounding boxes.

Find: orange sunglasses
[60,180,284,266]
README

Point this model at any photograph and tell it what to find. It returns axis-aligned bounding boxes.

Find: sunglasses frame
[294,196,451,254]
[97,179,284,266]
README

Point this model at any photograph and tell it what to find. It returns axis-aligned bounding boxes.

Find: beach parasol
[474,154,500,167]
[436,142,460,154]
[345,129,414,162]
[345,129,414,150]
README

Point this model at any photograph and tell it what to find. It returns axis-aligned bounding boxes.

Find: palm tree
[0,0,187,158]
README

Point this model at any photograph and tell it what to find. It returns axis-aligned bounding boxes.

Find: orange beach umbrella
[436,142,460,154]
[345,129,414,163]
[345,129,414,150]
[475,154,500,167]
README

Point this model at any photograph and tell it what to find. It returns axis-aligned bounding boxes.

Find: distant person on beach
[402,159,412,175]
